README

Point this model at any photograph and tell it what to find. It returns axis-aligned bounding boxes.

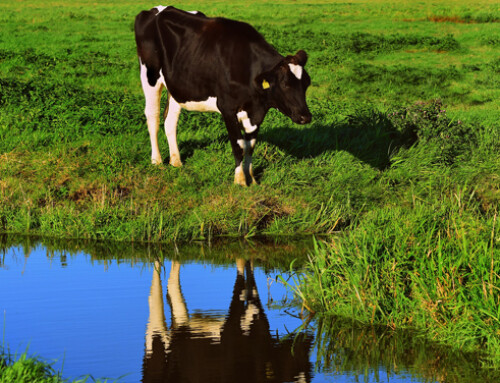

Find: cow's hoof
[170,156,183,167]
[151,157,163,165]
[234,177,247,187]
[234,167,247,186]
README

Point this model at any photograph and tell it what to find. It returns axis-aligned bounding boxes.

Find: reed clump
[295,210,499,366]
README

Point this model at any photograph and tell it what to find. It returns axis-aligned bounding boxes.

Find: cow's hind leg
[140,63,164,165]
[164,95,182,167]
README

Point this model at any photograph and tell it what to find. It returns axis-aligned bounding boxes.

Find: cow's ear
[293,50,308,66]
[255,71,274,91]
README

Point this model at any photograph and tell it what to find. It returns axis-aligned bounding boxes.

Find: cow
[134,6,312,186]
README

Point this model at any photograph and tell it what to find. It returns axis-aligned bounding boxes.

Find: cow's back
[136,7,281,101]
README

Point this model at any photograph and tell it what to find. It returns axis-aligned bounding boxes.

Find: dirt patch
[428,15,475,24]
[69,184,131,204]
[404,15,499,24]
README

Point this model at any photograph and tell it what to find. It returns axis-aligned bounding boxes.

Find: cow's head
[256,50,312,125]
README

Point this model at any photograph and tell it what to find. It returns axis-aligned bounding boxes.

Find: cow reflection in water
[143,259,312,383]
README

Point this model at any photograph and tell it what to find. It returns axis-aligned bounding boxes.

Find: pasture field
[0,0,499,368]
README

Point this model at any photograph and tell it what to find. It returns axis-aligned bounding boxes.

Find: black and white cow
[134,6,311,186]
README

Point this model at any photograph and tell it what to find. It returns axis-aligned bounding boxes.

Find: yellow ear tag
[262,79,270,89]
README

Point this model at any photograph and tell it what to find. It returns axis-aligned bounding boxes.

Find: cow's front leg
[243,131,258,185]
[237,110,259,185]
[223,113,246,186]
[231,135,246,186]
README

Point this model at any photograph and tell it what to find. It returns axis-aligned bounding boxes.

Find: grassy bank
[0,0,499,369]
[292,213,499,367]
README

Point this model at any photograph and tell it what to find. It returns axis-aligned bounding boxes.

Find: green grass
[291,209,500,365]
[1,351,65,383]
[0,350,112,383]
[0,0,498,243]
[0,0,499,370]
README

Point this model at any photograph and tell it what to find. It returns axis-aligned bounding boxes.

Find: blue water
[0,242,444,382]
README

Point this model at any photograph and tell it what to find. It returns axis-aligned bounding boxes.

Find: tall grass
[0,350,114,383]
[294,208,499,366]
[1,351,64,383]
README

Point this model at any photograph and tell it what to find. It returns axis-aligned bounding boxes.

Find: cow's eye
[283,78,292,89]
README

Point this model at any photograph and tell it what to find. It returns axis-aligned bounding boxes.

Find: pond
[0,236,497,383]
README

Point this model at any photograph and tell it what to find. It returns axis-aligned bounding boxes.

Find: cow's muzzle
[299,114,312,124]
[293,112,311,125]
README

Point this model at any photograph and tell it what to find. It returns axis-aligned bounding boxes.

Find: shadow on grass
[170,108,416,171]
[260,109,416,170]
[178,137,216,162]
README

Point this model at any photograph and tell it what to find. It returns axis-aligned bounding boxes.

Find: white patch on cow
[236,111,258,134]
[249,139,256,149]
[236,111,247,121]
[237,139,245,149]
[156,5,199,15]
[158,69,167,87]
[288,63,303,80]
[243,119,258,134]
[179,97,220,113]
[155,5,168,14]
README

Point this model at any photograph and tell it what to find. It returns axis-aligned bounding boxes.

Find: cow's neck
[241,98,270,127]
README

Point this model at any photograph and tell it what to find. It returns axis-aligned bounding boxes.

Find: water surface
[1,236,497,382]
